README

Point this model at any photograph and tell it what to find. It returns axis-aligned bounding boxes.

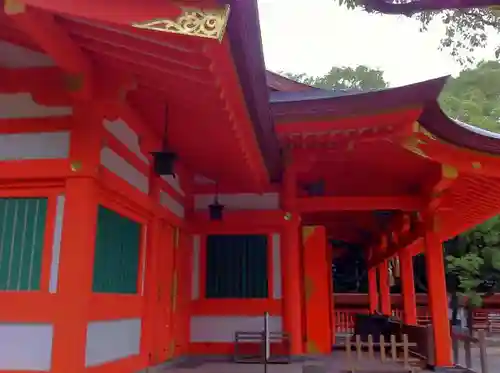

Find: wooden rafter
[5,3,93,99]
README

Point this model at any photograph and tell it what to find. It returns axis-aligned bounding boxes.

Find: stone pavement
[159,351,429,373]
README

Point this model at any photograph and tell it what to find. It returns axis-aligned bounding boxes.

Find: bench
[233,330,291,364]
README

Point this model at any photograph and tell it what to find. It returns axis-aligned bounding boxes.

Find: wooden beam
[9,0,182,27]
[5,4,94,98]
[295,196,425,212]
[368,228,424,268]
[203,39,270,191]
[428,164,458,211]
[13,0,229,41]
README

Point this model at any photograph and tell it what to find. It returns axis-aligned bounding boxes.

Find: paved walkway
[455,343,500,372]
[161,351,427,373]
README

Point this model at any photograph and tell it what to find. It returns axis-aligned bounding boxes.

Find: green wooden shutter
[205,234,268,298]
[0,198,48,291]
[92,206,141,294]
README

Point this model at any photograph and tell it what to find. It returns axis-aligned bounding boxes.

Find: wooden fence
[335,308,500,334]
[345,334,419,373]
[451,328,489,373]
[335,308,430,335]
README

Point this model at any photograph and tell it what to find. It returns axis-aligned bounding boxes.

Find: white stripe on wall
[190,316,282,342]
[85,319,141,367]
[160,191,185,218]
[191,235,200,300]
[0,41,55,68]
[100,147,149,194]
[194,193,279,210]
[272,233,282,299]
[49,195,65,294]
[161,175,185,196]
[103,119,149,164]
[0,132,70,160]
[0,323,53,370]
[0,93,71,119]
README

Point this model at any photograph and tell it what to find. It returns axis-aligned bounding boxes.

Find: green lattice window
[0,198,48,291]
[92,206,142,294]
[205,234,268,298]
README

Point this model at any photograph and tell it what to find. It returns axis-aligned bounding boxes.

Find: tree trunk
[466,303,474,336]
[451,292,460,327]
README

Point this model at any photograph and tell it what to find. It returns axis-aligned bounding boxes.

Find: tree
[439,60,500,132]
[283,65,388,91]
[445,216,500,328]
[336,0,500,65]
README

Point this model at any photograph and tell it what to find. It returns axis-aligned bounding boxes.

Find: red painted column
[281,164,304,355]
[424,218,452,367]
[368,268,379,313]
[51,104,101,373]
[400,249,417,325]
[328,244,335,346]
[302,226,332,354]
[378,261,391,316]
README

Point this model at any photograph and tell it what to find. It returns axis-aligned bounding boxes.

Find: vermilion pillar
[378,261,391,315]
[52,105,101,373]
[281,164,304,355]
[424,219,452,367]
[368,268,379,313]
[302,226,332,354]
[399,249,417,325]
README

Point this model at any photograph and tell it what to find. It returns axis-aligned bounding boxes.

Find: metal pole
[264,311,269,373]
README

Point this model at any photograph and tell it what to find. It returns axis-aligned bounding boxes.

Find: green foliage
[446,215,500,308]
[334,0,500,65]
[439,61,500,132]
[283,65,388,90]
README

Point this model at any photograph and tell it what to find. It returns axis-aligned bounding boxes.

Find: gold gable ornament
[132,5,230,42]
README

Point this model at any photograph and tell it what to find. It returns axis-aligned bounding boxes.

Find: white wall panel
[190,316,282,342]
[0,131,70,160]
[0,323,53,370]
[100,147,149,194]
[85,319,141,367]
[0,93,71,118]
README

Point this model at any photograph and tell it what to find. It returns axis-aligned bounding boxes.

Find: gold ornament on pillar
[70,161,82,172]
[4,0,25,15]
[302,226,316,243]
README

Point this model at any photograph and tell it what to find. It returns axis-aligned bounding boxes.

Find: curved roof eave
[419,102,500,155]
[266,71,318,92]
[270,76,449,122]
[222,0,282,181]
[362,0,500,15]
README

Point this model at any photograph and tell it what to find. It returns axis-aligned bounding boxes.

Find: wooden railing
[472,310,500,333]
[451,327,489,373]
[345,334,419,372]
[334,307,500,330]
[335,308,431,334]
[335,309,369,335]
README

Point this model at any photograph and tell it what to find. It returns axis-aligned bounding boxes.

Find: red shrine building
[1,0,500,372]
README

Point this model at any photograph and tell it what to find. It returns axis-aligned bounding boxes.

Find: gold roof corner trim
[131,5,231,42]
[4,0,25,15]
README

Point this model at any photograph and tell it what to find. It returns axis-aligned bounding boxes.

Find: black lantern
[151,151,177,176]
[209,202,224,221]
[209,182,224,221]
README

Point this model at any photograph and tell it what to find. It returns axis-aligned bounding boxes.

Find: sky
[258,0,498,87]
